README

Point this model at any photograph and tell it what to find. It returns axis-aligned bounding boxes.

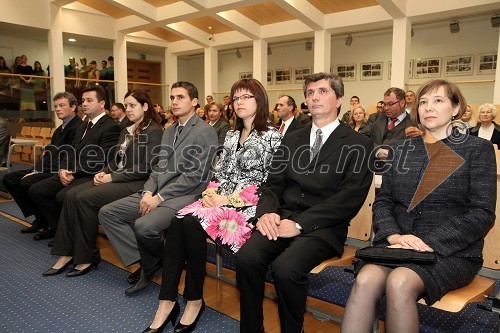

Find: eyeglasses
[480,110,493,114]
[232,94,255,103]
[376,105,384,109]
[385,100,402,108]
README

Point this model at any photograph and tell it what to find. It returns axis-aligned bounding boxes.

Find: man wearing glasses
[369,87,419,160]
[368,100,386,124]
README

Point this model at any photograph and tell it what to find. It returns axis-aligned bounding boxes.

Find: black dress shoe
[42,259,73,276]
[21,222,42,234]
[33,227,56,240]
[142,301,180,333]
[127,267,142,284]
[174,300,205,333]
[125,266,159,296]
[65,262,99,277]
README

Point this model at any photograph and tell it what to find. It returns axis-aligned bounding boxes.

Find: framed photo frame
[476,53,497,75]
[239,72,253,79]
[360,62,383,80]
[414,57,441,78]
[293,67,311,83]
[267,70,273,84]
[275,68,292,84]
[388,60,414,80]
[335,64,356,81]
[445,55,473,76]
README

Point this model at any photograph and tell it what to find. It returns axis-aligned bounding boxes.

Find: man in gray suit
[99,81,218,296]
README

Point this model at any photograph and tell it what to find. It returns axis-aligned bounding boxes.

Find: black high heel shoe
[42,259,73,276]
[174,300,205,333]
[65,262,99,277]
[142,301,180,333]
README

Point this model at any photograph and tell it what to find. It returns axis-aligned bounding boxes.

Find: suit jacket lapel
[174,115,197,149]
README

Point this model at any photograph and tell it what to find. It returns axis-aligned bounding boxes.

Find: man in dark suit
[367,100,385,124]
[236,72,373,333]
[276,95,304,136]
[99,81,218,295]
[3,92,83,233]
[28,86,121,240]
[110,102,133,129]
[369,87,420,160]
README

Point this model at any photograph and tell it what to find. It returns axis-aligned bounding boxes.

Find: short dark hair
[411,79,467,124]
[350,95,360,102]
[108,56,114,61]
[303,72,344,99]
[171,81,198,100]
[90,60,97,65]
[280,95,297,111]
[384,87,406,103]
[112,102,125,111]
[230,78,269,133]
[53,91,78,112]
[101,60,107,65]
[83,85,107,102]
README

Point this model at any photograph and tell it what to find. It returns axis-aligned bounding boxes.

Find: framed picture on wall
[239,72,253,79]
[414,57,441,78]
[388,60,414,80]
[294,67,311,83]
[267,70,273,84]
[275,68,292,84]
[335,64,356,81]
[477,53,497,75]
[360,62,383,80]
[445,55,473,76]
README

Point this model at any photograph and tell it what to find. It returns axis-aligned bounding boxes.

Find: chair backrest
[19,126,31,137]
[28,127,41,138]
[347,178,375,241]
[483,155,500,270]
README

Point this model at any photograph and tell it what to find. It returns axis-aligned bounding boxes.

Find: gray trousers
[98,192,176,270]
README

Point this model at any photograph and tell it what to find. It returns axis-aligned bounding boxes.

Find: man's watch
[295,222,303,232]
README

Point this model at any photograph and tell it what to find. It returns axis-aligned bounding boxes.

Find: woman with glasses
[469,103,500,149]
[141,78,281,333]
[342,79,496,333]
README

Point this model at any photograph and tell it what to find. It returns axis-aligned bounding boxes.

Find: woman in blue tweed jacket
[342,79,496,333]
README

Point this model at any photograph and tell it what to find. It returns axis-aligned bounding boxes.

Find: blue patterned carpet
[0,214,239,333]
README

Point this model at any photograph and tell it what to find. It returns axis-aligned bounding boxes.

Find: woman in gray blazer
[342,80,496,333]
[42,89,163,277]
[204,100,230,147]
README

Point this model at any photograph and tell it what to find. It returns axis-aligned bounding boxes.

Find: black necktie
[82,121,93,140]
[174,125,183,144]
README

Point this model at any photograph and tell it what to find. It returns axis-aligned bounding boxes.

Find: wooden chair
[310,179,375,274]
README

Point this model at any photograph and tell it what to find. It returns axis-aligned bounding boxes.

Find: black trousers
[236,232,337,333]
[159,215,208,301]
[28,174,92,228]
[51,179,145,264]
[2,169,53,225]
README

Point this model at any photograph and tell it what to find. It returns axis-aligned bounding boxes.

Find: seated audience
[276,94,305,136]
[342,79,496,333]
[204,101,229,147]
[349,105,370,136]
[236,72,373,333]
[110,102,133,129]
[162,107,176,130]
[98,81,217,296]
[28,86,121,240]
[42,89,162,277]
[341,95,360,123]
[368,100,385,124]
[142,78,281,333]
[469,103,500,148]
[3,92,82,233]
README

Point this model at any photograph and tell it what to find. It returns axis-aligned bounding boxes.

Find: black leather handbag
[355,246,437,265]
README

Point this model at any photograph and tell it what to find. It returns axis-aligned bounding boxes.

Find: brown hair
[124,89,162,137]
[204,101,227,121]
[230,78,269,132]
[411,79,467,124]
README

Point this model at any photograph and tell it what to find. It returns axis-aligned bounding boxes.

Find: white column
[204,47,218,101]
[253,39,267,87]
[48,3,65,125]
[165,49,177,106]
[390,18,411,89]
[114,31,127,104]
[313,30,331,73]
[493,31,500,104]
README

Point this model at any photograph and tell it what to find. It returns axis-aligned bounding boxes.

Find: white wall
[178,16,499,113]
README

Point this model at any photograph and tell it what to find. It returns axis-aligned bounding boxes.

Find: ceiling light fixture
[208,26,214,41]
[345,35,353,46]
[68,38,76,42]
